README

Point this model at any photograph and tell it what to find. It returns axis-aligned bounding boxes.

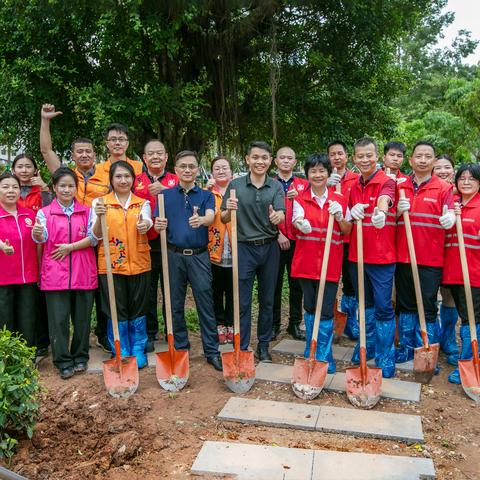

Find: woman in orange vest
[291,153,352,373]
[207,156,233,344]
[92,161,153,368]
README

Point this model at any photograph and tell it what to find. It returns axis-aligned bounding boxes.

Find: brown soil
[2,329,480,479]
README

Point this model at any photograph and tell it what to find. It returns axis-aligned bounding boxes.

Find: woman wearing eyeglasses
[442,163,480,384]
[92,161,153,368]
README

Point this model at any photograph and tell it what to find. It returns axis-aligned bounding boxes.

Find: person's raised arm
[40,103,63,173]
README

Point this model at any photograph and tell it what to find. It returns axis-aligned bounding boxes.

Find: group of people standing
[0,103,478,386]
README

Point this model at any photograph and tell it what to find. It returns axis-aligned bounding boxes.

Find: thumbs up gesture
[371,206,386,229]
[385,167,397,181]
[268,205,283,225]
[136,213,149,234]
[32,217,45,241]
[439,204,455,230]
[1,239,14,255]
[327,167,342,187]
[286,186,298,200]
[41,103,63,121]
[189,205,202,229]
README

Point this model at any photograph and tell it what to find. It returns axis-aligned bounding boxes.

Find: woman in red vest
[291,153,352,373]
[442,163,480,383]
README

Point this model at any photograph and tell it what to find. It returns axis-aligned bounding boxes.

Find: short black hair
[383,141,406,155]
[436,154,454,168]
[175,150,200,165]
[12,153,37,172]
[0,172,20,187]
[304,153,331,178]
[109,160,135,188]
[71,138,94,152]
[455,163,480,190]
[246,141,271,155]
[327,140,348,155]
[411,141,435,157]
[52,166,78,188]
[104,123,129,140]
[353,137,378,154]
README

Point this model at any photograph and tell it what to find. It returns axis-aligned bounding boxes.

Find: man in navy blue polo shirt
[154,150,222,371]
[221,141,285,362]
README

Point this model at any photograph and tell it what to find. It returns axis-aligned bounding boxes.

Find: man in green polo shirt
[221,141,285,362]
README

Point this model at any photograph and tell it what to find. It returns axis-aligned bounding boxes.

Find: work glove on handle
[351,203,369,221]
[326,167,342,187]
[328,200,343,222]
[296,218,312,234]
[439,205,455,230]
[397,197,410,215]
[371,207,386,229]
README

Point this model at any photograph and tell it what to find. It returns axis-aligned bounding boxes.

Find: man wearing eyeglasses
[154,150,222,371]
[221,141,286,362]
[133,140,179,352]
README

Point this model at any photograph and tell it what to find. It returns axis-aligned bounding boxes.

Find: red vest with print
[277,175,309,240]
[291,187,346,282]
[443,193,480,287]
[17,185,42,213]
[396,175,452,267]
[348,170,396,264]
[340,170,359,244]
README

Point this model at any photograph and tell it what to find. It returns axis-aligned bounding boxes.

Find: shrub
[0,327,41,461]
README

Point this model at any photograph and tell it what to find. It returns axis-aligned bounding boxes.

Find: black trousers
[342,243,355,297]
[299,278,338,320]
[45,289,94,369]
[273,240,303,329]
[168,250,219,358]
[449,284,480,326]
[146,250,167,339]
[0,282,38,347]
[211,263,233,327]
[395,263,442,323]
[94,246,108,340]
[98,272,150,320]
[36,291,50,349]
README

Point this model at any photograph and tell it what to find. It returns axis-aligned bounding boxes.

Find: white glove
[439,205,455,230]
[371,207,386,229]
[351,203,369,221]
[328,201,343,221]
[296,218,312,234]
[385,167,396,181]
[326,168,342,187]
[397,197,410,215]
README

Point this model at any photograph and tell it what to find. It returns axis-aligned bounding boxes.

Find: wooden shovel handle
[356,218,366,352]
[399,189,429,347]
[158,194,174,338]
[455,209,478,343]
[230,190,241,353]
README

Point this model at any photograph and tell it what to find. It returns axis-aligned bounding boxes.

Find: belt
[167,244,207,256]
[242,237,276,246]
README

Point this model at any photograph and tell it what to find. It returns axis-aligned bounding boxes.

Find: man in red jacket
[395,141,454,366]
[272,146,308,340]
[348,138,397,378]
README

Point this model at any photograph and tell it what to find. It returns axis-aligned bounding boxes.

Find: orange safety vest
[208,188,232,263]
[97,192,151,276]
[74,168,110,207]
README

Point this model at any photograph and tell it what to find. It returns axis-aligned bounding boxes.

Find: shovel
[346,218,382,409]
[222,189,255,393]
[99,198,139,398]
[291,203,335,400]
[455,209,480,402]
[155,194,189,391]
[400,190,439,383]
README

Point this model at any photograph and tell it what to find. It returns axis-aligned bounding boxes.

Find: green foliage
[0,327,41,461]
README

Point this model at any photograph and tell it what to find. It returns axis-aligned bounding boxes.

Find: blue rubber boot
[303,313,336,374]
[415,320,441,374]
[107,319,130,357]
[448,324,474,384]
[375,320,396,378]
[439,305,459,366]
[342,295,359,340]
[303,312,315,359]
[395,313,418,363]
[351,307,376,364]
[129,316,148,369]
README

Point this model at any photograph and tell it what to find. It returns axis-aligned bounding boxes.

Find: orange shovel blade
[102,356,139,398]
[413,343,439,384]
[345,365,382,409]
[155,349,189,392]
[459,359,480,402]
[222,350,255,394]
[291,357,328,400]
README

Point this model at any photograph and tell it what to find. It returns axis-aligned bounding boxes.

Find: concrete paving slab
[191,441,435,479]
[273,339,414,372]
[256,363,420,402]
[191,441,314,480]
[311,449,435,479]
[316,405,423,443]
[218,397,320,430]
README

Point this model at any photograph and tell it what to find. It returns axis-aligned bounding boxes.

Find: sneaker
[226,326,234,344]
[74,362,88,373]
[36,346,49,357]
[59,366,75,379]
[96,335,112,353]
[145,339,155,353]
[217,325,227,344]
